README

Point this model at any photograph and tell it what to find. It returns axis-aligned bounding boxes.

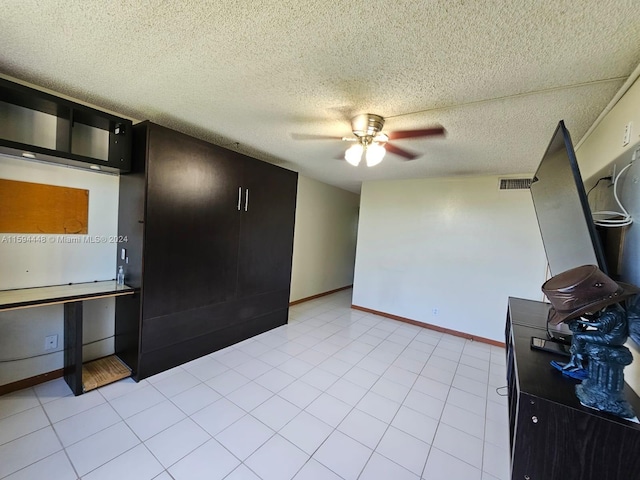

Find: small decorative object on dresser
[542,264,640,418]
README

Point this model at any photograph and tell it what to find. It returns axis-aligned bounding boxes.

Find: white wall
[577,76,640,183]
[576,75,640,291]
[352,175,548,342]
[575,74,640,397]
[0,154,118,386]
[290,175,359,302]
[0,155,119,289]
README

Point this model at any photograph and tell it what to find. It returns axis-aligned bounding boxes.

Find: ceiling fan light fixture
[365,143,385,167]
[345,144,364,166]
[351,114,385,138]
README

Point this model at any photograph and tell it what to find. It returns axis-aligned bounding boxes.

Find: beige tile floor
[0,289,510,480]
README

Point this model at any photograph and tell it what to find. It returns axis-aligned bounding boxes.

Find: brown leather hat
[542,265,640,325]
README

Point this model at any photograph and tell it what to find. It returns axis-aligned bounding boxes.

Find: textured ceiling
[1,1,639,192]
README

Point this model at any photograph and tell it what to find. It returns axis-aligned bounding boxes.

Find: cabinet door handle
[244,189,249,211]
[237,187,242,211]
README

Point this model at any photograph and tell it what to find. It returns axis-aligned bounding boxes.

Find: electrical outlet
[623,122,632,146]
[432,308,439,316]
[45,335,58,350]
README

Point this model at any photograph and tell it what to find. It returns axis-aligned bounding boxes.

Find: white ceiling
[1,1,639,192]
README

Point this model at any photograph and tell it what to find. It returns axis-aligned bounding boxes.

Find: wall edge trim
[289,285,353,306]
[0,368,64,396]
[351,304,505,348]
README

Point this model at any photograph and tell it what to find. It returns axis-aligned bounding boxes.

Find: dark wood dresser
[505,297,640,480]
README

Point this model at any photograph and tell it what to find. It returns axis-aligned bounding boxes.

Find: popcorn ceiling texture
[1,0,639,191]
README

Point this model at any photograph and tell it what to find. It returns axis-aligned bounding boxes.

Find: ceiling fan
[293,113,446,167]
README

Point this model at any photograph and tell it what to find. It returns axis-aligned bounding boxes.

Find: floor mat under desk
[82,355,131,392]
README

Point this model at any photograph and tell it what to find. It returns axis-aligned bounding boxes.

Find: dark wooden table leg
[63,301,83,395]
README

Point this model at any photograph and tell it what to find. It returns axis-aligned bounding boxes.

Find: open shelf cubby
[0,77,132,173]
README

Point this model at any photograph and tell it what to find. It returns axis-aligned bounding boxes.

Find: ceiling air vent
[499,178,532,190]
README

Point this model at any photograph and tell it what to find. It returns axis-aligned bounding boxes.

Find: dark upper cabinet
[0,78,132,172]
[116,122,298,380]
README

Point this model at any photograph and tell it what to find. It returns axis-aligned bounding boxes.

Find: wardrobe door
[236,156,298,298]
[142,124,242,319]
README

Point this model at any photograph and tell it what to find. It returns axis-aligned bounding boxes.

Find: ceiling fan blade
[385,142,420,160]
[386,126,446,140]
[291,133,344,140]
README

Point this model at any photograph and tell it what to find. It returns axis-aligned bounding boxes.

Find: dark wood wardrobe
[115,122,297,380]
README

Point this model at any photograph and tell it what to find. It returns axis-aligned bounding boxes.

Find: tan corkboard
[0,179,89,234]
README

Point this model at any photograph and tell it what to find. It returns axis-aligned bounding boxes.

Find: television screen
[530,120,608,277]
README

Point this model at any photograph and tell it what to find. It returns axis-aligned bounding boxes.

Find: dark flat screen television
[530,120,608,277]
